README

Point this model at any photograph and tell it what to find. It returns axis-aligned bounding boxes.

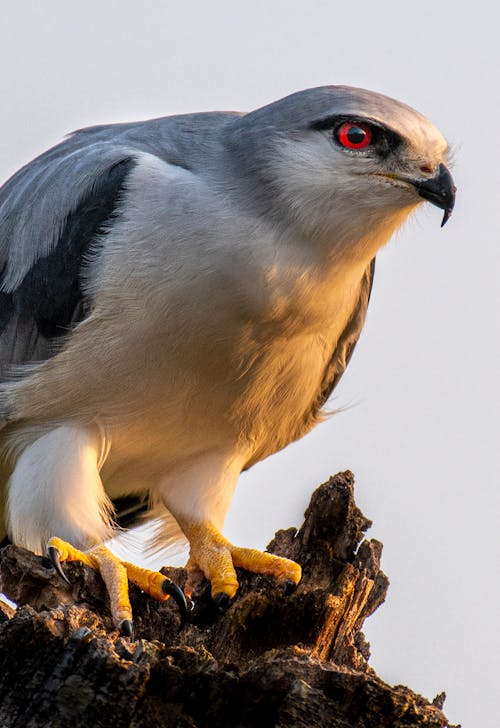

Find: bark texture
[0,471,459,727]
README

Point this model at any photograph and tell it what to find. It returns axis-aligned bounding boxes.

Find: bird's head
[225,86,455,256]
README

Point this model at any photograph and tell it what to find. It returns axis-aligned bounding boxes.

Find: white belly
[5,238,365,499]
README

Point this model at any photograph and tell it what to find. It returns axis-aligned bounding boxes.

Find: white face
[268,105,451,242]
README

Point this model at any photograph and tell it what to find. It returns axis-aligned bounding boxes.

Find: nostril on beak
[419,164,434,175]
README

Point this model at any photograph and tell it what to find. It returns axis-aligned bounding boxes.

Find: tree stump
[0,471,459,727]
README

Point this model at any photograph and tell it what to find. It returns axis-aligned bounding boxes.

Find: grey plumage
[0,86,454,558]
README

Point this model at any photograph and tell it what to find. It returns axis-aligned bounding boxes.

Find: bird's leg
[159,452,302,603]
[178,520,302,603]
[47,536,187,636]
[9,423,186,636]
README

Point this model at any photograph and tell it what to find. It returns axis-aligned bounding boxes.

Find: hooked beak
[411,163,456,227]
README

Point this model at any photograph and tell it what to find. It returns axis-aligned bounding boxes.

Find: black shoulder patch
[4,157,136,339]
[0,290,14,334]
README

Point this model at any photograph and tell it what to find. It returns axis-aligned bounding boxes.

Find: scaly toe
[90,546,132,630]
[180,522,302,602]
[45,538,189,633]
[231,546,302,586]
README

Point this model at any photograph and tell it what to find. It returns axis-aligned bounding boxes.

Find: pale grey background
[1,2,498,726]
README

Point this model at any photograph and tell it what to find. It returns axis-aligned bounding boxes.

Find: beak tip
[441,207,452,227]
[413,163,456,228]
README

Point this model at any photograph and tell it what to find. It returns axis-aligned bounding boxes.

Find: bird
[0,85,455,635]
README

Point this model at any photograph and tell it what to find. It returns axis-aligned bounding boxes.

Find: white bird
[0,86,455,634]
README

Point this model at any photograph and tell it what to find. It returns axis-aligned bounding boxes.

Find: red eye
[337,121,373,149]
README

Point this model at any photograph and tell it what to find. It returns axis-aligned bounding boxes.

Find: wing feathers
[313,257,376,412]
[0,154,136,374]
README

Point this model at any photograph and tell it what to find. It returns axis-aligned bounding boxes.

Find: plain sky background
[1,2,498,726]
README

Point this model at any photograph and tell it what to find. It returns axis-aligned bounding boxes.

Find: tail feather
[108,509,189,571]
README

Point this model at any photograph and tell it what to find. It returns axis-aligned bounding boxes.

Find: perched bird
[0,86,455,634]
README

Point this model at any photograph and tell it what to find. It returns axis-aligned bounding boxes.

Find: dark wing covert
[0,143,136,379]
[312,257,376,414]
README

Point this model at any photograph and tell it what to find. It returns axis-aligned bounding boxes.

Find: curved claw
[47,545,71,585]
[119,619,134,639]
[162,578,188,619]
[283,579,297,596]
[213,592,231,611]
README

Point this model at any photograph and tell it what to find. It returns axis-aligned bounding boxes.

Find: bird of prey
[0,86,455,635]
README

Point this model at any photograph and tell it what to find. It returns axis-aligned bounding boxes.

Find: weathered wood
[0,471,458,727]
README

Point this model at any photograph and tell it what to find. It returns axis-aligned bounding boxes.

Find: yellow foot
[181,523,301,601]
[46,536,187,636]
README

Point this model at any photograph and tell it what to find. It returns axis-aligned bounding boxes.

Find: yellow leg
[46,536,186,636]
[180,522,302,600]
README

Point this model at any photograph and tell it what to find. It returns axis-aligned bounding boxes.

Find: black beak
[412,163,456,227]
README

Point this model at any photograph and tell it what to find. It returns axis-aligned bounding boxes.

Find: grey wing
[0,130,149,542]
[0,132,140,380]
[312,257,376,414]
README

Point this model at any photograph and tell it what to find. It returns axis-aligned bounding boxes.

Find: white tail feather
[108,511,189,570]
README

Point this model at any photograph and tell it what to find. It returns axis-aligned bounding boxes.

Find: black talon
[47,546,71,585]
[283,579,297,596]
[119,619,134,639]
[213,592,230,611]
[162,578,188,622]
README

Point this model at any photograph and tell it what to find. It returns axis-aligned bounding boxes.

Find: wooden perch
[0,471,459,727]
